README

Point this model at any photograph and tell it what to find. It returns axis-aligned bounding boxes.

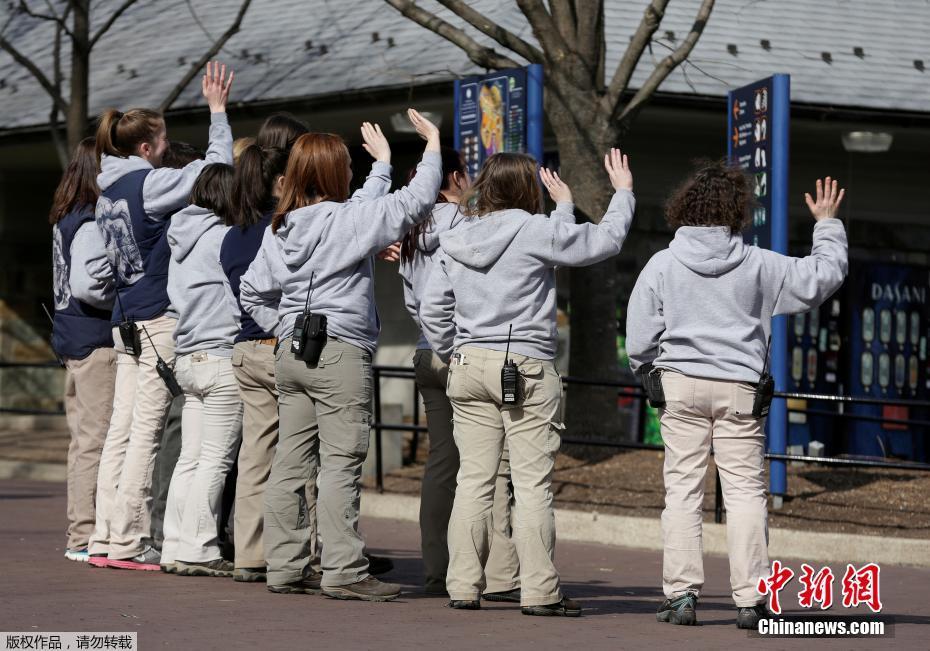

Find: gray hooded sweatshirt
[420,189,635,361]
[240,152,442,354]
[401,200,576,350]
[626,218,848,383]
[97,112,233,219]
[166,204,239,356]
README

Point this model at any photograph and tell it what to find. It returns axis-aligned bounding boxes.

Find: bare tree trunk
[545,87,625,457]
[66,0,90,154]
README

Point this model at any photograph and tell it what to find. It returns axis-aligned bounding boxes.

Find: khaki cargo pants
[266,338,371,588]
[659,371,769,607]
[413,348,519,594]
[231,339,319,571]
[445,345,564,607]
[64,347,118,550]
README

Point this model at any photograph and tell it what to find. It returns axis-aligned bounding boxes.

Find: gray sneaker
[234,567,267,583]
[268,572,322,595]
[322,576,401,602]
[176,558,234,577]
[109,546,161,571]
[736,603,773,629]
[656,592,698,626]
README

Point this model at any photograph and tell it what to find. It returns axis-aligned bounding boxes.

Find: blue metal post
[768,73,791,497]
[526,63,544,163]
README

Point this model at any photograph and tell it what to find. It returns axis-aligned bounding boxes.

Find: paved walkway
[0,479,926,650]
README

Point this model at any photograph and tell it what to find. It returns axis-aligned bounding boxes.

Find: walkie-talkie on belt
[109,253,140,357]
[752,334,775,418]
[141,325,182,397]
[291,272,327,366]
[501,324,521,405]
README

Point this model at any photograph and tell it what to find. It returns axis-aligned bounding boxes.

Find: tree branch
[603,0,669,112]
[157,0,252,112]
[382,0,519,70]
[49,11,67,168]
[434,0,542,63]
[548,0,576,43]
[616,0,715,124]
[89,0,139,48]
[0,34,69,113]
[514,0,568,63]
[16,0,74,39]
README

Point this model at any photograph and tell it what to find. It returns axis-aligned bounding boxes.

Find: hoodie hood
[416,202,467,253]
[669,226,749,276]
[168,204,223,262]
[439,209,528,269]
[97,154,152,192]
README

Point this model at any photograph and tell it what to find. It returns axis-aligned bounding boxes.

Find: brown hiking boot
[322,576,401,602]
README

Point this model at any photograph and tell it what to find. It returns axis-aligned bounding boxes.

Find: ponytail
[232,145,289,228]
[95,107,164,163]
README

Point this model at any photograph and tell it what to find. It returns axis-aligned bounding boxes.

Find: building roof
[0,0,927,132]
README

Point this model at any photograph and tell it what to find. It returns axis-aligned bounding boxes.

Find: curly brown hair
[665,159,754,233]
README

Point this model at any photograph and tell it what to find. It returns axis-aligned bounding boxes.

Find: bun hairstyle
[233,145,289,228]
[461,152,542,217]
[272,133,351,233]
[189,163,236,225]
[400,146,467,264]
[49,137,98,225]
[665,159,753,234]
[95,108,164,163]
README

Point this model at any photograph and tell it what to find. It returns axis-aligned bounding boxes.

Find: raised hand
[407,108,440,152]
[604,148,632,192]
[804,177,845,221]
[361,122,391,163]
[202,61,234,113]
[540,168,572,204]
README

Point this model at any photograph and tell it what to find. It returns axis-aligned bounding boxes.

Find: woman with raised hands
[240,109,441,601]
[419,149,636,617]
[626,166,847,629]
[88,61,234,572]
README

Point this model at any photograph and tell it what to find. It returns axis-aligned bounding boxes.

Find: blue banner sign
[454,64,544,178]
[728,74,791,496]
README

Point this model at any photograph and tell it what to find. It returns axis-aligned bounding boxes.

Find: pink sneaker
[88,554,109,568]
[108,546,161,571]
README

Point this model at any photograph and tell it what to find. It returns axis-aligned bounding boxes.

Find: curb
[0,460,67,482]
[359,490,930,569]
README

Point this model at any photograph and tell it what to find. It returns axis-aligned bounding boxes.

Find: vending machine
[785,296,845,454]
[845,262,929,461]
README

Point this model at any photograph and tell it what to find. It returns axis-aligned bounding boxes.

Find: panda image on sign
[96,196,143,285]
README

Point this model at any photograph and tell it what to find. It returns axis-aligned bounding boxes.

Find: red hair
[272,133,351,232]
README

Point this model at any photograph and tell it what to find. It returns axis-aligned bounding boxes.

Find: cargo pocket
[317,348,343,368]
[545,420,565,456]
[343,407,372,458]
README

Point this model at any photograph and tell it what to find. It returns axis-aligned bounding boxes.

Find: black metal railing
[370,364,930,524]
[4,359,929,526]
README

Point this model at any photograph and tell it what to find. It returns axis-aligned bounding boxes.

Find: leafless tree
[0,0,252,166]
[384,0,715,446]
